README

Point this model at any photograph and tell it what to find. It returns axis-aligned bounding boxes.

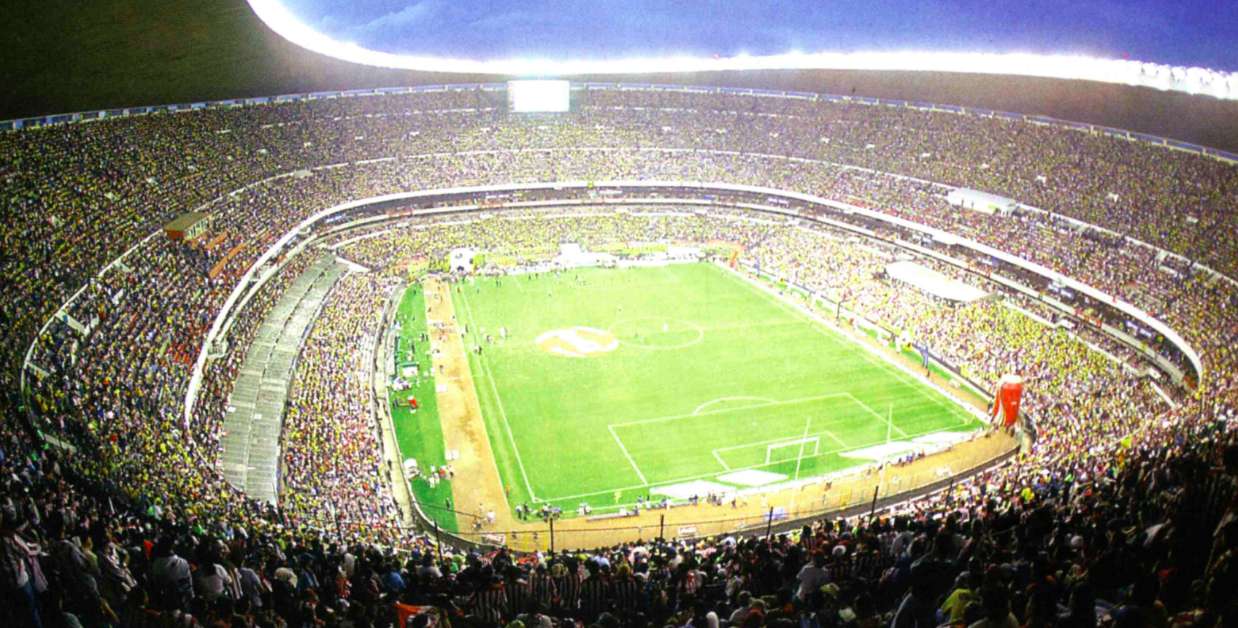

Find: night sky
[278,0,1238,71]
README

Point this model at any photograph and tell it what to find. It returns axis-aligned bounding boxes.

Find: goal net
[765,436,821,465]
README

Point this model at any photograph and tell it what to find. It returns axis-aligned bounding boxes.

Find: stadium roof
[4,0,1238,151]
[251,0,1238,99]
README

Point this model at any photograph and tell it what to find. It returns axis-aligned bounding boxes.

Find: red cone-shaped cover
[990,374,1024,428]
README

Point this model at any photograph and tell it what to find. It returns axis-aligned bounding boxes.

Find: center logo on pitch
[535,327,618,357]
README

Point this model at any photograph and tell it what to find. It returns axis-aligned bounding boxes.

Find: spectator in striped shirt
[469,574,507,625]
[610,562,643,620]
[528,563,557,611]
[504,565,532,618]
[551,561,580,615]
[579,560,611,621]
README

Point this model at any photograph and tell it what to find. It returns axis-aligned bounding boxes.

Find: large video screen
[508,80,571,113]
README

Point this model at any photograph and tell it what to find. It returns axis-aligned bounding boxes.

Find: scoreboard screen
[507,80,571,113]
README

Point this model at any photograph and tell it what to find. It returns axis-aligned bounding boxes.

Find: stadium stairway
[219,255,345,504]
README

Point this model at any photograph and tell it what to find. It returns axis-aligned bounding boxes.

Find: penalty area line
[611,391,851,429]
[539,421,967,504]
[692,396,778,415]
[608,425,648,485]
[822,429,847,448]
[845,393,910,439]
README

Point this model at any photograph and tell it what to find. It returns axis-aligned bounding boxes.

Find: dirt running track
[424,279,518,541]
[425,277,1017,552]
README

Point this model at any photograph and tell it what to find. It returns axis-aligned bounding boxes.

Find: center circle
[610,317,704,349]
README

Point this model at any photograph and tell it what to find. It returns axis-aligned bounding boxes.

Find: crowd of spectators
[3,378,1234,628]
[0,86,1236,626]
[281,273,401,542]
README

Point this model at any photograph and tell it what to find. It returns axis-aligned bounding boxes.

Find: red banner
[395,603,432,627]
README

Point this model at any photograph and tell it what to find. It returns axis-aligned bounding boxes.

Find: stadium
[1,2,1237,627]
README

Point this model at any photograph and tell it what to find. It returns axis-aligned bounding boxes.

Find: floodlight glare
[246,0,1238,101]
[508,80,571,113]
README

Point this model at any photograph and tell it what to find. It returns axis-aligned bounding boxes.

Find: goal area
[765,436,821,465]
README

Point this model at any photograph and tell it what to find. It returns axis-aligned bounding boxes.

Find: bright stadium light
[507,80,571,113]
[246,0,1238,100]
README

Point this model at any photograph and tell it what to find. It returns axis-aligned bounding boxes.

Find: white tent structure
[946,188,1017,215]
[886,261,988,302]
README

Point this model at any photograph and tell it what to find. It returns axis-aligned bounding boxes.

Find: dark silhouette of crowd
[3,392,1234,627]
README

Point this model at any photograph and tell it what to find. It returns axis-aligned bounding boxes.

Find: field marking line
[729,269,926,392]
[459,264,979,507]
[539,421,971,503]
[608,425,649,485]
[455,288,539,501]
[844,392,910,438]
[692,396,778,415]
[609,393,882,479]
[714,430,836,453]
[794,415,813,480]
[822,429,847,448]
[720,264,983,425]
[607,316,706,351]
[610,392,852,429]
[862,351,968,422]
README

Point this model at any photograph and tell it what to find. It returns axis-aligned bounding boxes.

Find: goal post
[765,436,820,465]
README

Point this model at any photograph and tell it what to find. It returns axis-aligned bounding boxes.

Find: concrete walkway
[220,255,345,504]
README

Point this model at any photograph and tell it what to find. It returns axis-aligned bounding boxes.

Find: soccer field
[434,262,983,515]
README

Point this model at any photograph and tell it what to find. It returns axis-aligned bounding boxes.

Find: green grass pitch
[388,286,458,531]
[394,262,983,522]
